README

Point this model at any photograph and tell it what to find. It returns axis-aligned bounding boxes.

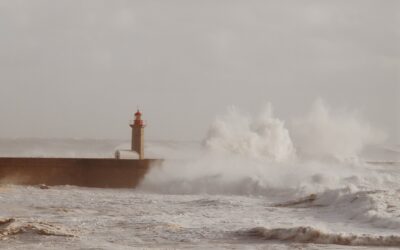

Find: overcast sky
[0,0,398,142]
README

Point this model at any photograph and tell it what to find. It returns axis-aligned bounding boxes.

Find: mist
[139,100,391,195]
[0,0,398,143]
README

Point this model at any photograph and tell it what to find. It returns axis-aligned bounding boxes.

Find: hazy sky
[0,0,398,142]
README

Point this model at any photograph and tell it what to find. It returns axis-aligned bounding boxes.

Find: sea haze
[0,102,399,249]
[0,0,398,248]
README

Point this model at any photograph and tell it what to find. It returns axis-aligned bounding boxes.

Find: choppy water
[0,103,399,249]
[0,138,398,249]
[0,183,398,250]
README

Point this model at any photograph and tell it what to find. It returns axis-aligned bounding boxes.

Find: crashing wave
[141,100,390,197]
[315,189,400,229]
[273,188,400,230]
[204,104,296,162]
[0,217,77,239]
[236,226,400,247]
[273,194,318,207]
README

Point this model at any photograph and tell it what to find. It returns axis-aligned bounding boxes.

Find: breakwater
[0,157,160,188]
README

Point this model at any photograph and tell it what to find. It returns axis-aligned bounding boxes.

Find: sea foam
[236,226,400,247]
[140,100,390,197]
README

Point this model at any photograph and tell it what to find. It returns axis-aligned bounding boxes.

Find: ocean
[0,103,399,249]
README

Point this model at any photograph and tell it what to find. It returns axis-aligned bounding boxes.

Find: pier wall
[0,157,160,188]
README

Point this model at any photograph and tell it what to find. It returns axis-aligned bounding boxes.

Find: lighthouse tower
[130,110,145,159]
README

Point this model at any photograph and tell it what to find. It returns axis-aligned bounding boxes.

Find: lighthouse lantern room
[130,110,145,159]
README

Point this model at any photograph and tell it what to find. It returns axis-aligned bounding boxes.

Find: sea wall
[0,157,161,188]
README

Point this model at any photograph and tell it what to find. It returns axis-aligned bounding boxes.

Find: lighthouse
[130,110,145,159]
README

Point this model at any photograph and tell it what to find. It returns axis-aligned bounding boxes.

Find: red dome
[135,110,142,116]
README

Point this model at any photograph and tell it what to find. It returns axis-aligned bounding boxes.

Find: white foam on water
[237,226,400,247]
[0,217,77,239]
[138,100,400,246]
[1,100,398,249]
[314,188,400,229]
[140,100,394,197]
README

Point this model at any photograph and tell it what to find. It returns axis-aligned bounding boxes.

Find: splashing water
[291,99,386,161]
[139,100,391,196]
[204,104,296,162]
[236,226,400,247]
[0,101,398,249]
